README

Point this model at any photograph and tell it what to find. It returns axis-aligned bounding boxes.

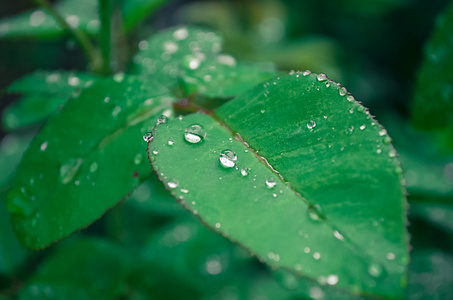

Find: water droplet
[180,189,189,194]
[360,125,366,130]
[309,287,324,299]
[104,97,110,103]
[304,247,310,253]
[327,274,338,285]
[339,87,347,96]
[157,115,168,125]
[40,141,48,151]
[184,124,206,143]
[215,223,221,228]
[368,263,383,277]
[265,177,277,188]
[173,27,188,40]
[65,15,79,28]
[205,257,222,275]
[143,132,153,142]
[89,162,98,172]
[164,41,178,53]
[111,106,121,117]
[308,204,322,221]
[347,95,355,102]
[168,138,175,146]
[307,120,316,129]
[313,252,321,260]
[333,230,344,240]
[30,10,46,27]
[168,180,179,188]
[60,158,83,184]
[379,129,387,136]
[217,54,236,66]
[134,153,143,164]
[113,73,125,82]
[386,252,396,260]
[302,70,311,76]
[389,149,397,157]
[317,73,328,82]
[219,150,237,168]
[68,75,80,86]
[383,136,392,144]
[240,168,249,176]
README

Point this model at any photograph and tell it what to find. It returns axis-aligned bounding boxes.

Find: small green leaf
[121,0,169,33]
[7,76,174,249]
[412,1,453,133]
[132,25,223,87]
[0,0,99,40]
[3,71,99,131]
[18,238,131,300]
[179,53,276,99]
[149,72,408,298]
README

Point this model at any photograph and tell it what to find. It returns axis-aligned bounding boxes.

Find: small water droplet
[184,124,206,144]
[317,73,328,82]
[219,150,237,168]
[333,230,344,240]
[168,138,175,146]
[309,287,324,299]
[180,189,189,194]
[265,177,277,188]
[368,263,383,277]
[173,27,189,40]
[89,162,98,172]
[360,125,366,130]
[308,204,323,221]
[313,252,321,260]
[60,158,83,184]
[240,168,249,176]
[168,180,179,188]
[111,106,121,117]
[302,70,311,76]
[143,132,153,142]
[134,153,143,164]
[347,95,355,102]
[379,129,387,136]
[40,141,48,151]
[327,274,338,285]
[386,252,396,260]
[389,149,397,157]
[157,115,168,125]
[339,87,347,96]
[383,136,392,144]
[307,120,316,129]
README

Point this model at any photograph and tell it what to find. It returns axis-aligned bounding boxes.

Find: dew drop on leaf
[308,204,323,221]
[168,180,179,188]
[143,132,153,142]
[339,87,348,96]
[240,168,249,176]
[307,120,317,129]
[157,115,168,125]
[40,141,48,151]
[317,73,328,82]
[219,150,237,168]
[134,153,143,165]
[327,274,339,285]
[184,124,206,144]
[265,177,277,188]
[368,263,384,277]
[302,70,311,76]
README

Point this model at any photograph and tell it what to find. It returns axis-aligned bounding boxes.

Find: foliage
[0,0,452,299]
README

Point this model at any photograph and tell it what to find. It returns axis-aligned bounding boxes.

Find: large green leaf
[412,1,453,133]
[148,72,408,298]
[0,0,99,40]
[7,76,174,249]
[3,71,100,131]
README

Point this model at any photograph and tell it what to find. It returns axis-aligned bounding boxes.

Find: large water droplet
[184,124,206,144]
[143,132,153,142]
[266,177,277,188]
[219,150,237,168]
[307,120,316,129]
[317,73,328,82]
[339,87,347,96]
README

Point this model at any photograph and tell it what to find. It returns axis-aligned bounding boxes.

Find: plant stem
[99,0,112,75]
[33,0,101,71]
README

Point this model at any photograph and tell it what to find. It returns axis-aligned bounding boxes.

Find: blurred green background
[1,0,453,299]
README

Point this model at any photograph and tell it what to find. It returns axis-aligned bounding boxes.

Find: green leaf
[121,0,169,33]
[148,72,408,298]
[7,75,174,249]
[3,71,100,131]
[410,202,453,233]
[405,250,453,300]
[412,1,453,133]
[0,0,99,40]
[179,54,276,99]
[132,25,223,87]
[18,238,131,300]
